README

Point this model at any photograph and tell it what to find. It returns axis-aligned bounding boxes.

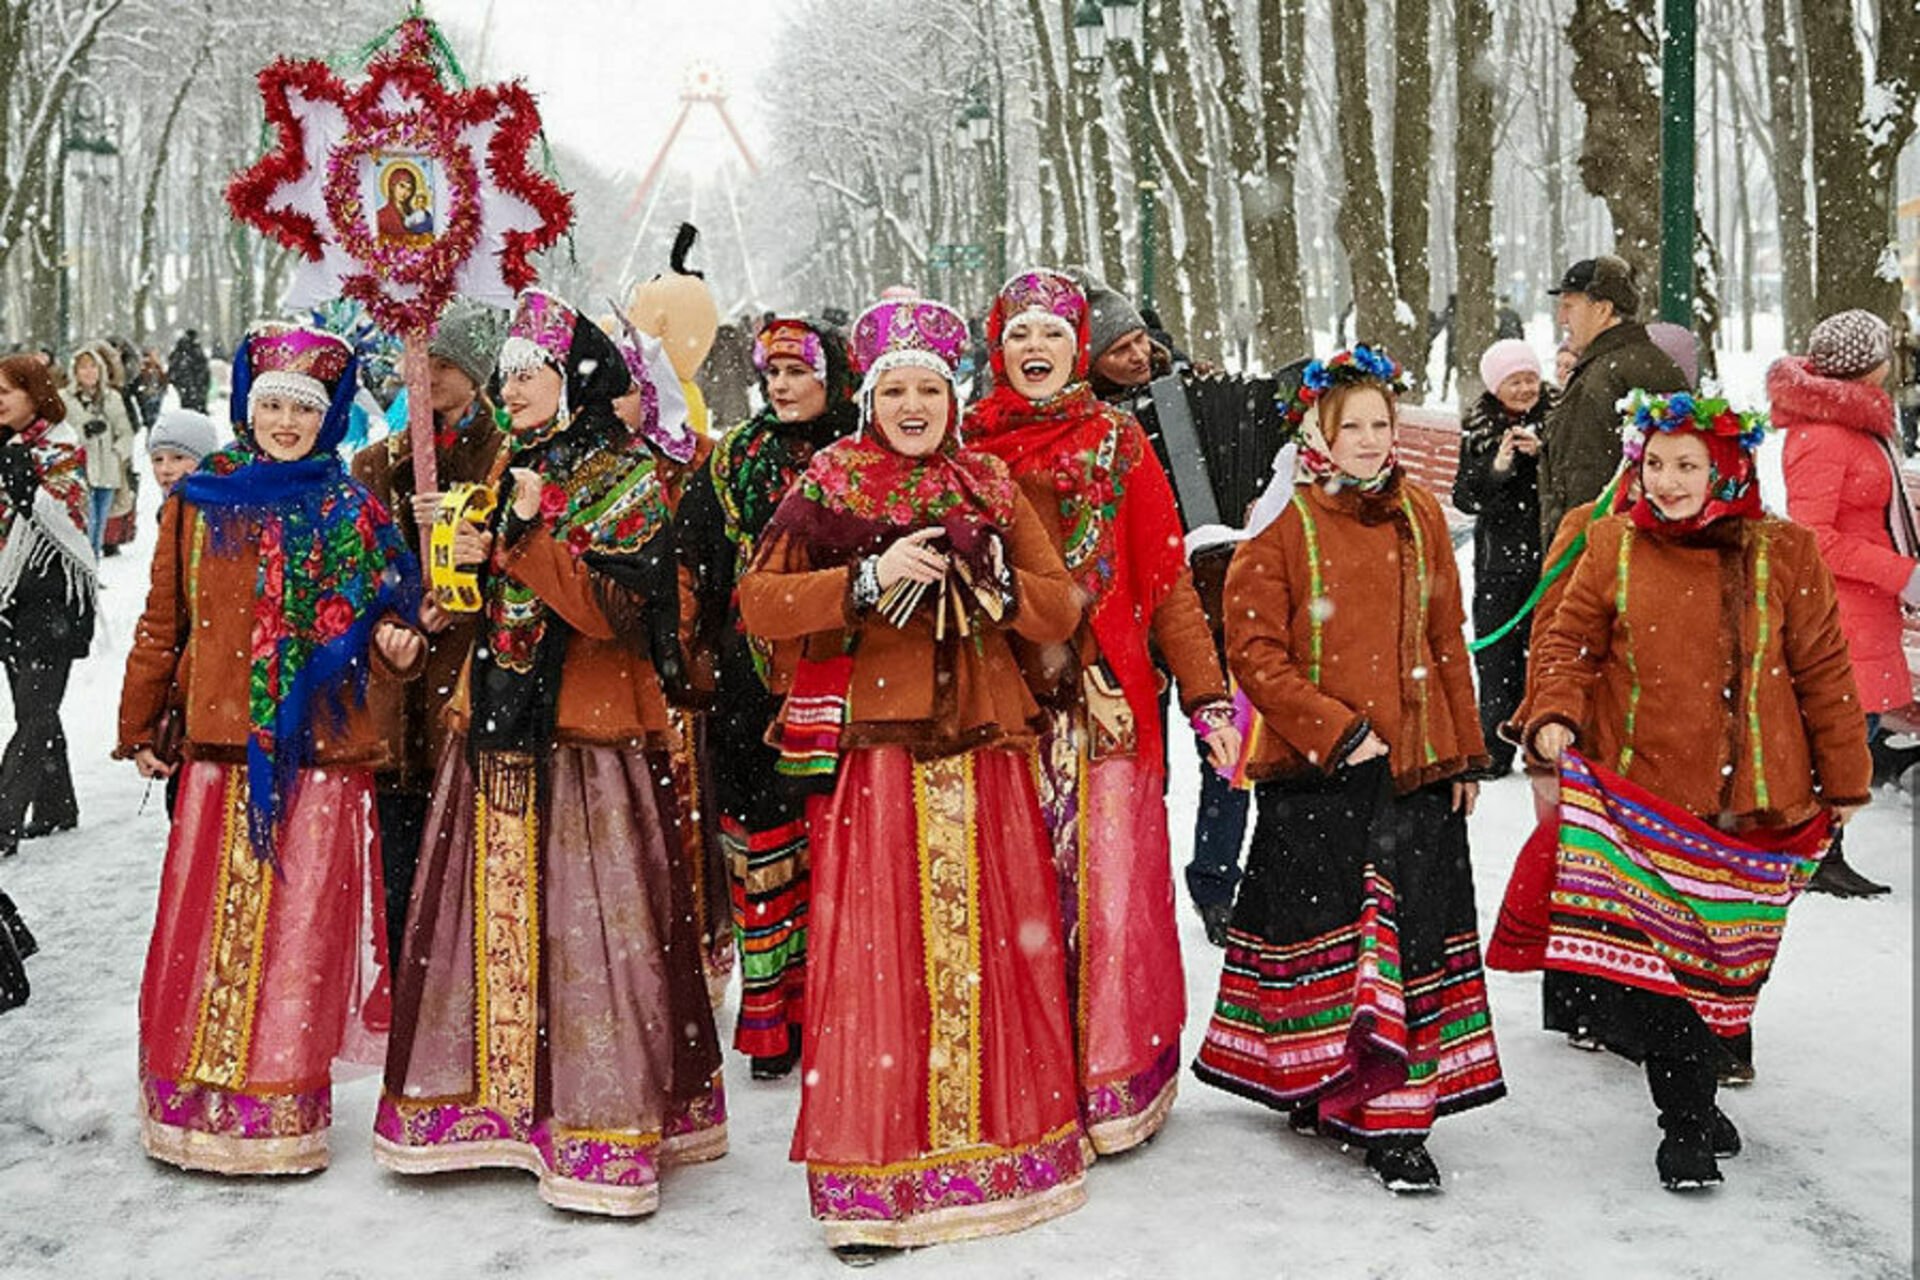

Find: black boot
[752,1023,803,1081]
[1708,1106,1741,1159]
[1648,1056,1723,1191]
[1806,833,1891,898]
[1869,734,1920,788]
[1365,1140,1441,1193]
[832,1244,900,1268]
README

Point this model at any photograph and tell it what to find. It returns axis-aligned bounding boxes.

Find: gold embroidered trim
[473,751,540,1126]
[186,769,273,1090]
[916,752,981,1151]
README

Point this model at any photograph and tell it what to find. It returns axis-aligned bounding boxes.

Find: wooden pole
[403,328,436,564]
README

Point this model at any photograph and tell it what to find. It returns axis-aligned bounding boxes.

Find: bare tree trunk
[1566,0,1663,310]
[1256,0,1310,363]
[1023,0,1085,268]
[1203,0,1302,367]
[1454,0,1496,403]
[0,1,29,228]
[1068,68,1127,287]
[1391,0,1433,395]
[1126,0,1219,361]
[1540,16,1568,283]
[1760,0,1815,345]
[27,135,60,342]
[133,30,210,345]
[1694,225,1722,380]
[1330,0,1420,370]
[0,0,126,280]
[1799,0,1920,318]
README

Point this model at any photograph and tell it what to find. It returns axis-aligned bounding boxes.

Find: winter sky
[424,0,778,178]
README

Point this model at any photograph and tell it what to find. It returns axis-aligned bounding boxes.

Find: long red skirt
[795,746,1087,1248]
[139,761,387,1174]
[1034,710,1185,1154]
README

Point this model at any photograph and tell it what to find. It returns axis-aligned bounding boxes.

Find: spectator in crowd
[166,329,210,413]
[1539,255,1687,540]
[1454,339,1553,777]
[1772,308,1912,897]
[0,354,95,859]
[61,342,136,558]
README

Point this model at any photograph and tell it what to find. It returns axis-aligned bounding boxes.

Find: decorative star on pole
[227,14,572,503]
[227,16,572,337]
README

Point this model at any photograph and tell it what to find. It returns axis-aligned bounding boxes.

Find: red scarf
[965,381,1186,747]
[763,428,1018,574]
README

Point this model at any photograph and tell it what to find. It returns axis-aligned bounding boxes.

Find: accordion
[1121,365,1305,532]
[1120,361,1310,629]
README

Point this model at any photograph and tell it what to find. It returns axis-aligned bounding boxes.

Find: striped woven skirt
[1193,759,1505,1143]
[1538,750,1829,1038]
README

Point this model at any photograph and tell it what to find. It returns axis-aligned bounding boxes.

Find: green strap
[1291,493,1324,685]
[1401,492,1438,765]
[1746,529,1773,811]
[1467,471,1626,654]
[1616,526,1641,774]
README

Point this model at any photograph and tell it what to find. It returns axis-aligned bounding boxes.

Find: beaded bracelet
[1191,700,1235,737]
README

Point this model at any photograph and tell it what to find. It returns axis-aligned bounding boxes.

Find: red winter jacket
[1771,355,1916,713]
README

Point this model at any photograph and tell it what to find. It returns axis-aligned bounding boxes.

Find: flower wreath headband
[1278,343,1410,434]
[1617,387,1770,463]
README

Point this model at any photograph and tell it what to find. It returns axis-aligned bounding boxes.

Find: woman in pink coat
[1773,308,1914,897]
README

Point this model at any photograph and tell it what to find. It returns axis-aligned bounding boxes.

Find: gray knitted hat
[1068,267,1147,362]
[429,297,510,389]
[147,407,221,462]
[1808,309,1891,380]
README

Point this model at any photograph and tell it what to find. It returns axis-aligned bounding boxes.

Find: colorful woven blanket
[1542,750,1831,1036]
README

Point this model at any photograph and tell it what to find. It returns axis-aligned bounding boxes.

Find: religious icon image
[371,156,434,244]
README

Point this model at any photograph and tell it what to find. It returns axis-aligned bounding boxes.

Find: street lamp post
[1658,0,1697,326]
[59,80,119,354]
[1073,0,1155,313]
[956,82,1006,296]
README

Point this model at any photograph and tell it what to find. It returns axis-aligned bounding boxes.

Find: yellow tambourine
[428,482,498,613]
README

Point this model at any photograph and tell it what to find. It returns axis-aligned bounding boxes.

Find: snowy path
[0,515,1911,1280]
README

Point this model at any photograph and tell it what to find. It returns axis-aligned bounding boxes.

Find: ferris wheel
[616,63,761,299]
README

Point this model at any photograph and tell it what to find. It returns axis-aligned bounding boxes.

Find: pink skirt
[139,760,387,1175]
[375,742,726,1217]
[794,746,1086,1248]
[1035,710,1186,1154]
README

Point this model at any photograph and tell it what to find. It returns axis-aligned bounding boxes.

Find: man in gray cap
[1075,269,1174,403]
[1539,253,1688,540]
[350,295,508,964]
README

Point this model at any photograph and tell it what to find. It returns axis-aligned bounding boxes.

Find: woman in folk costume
[0,355,95,858]
[1193,346,1505,1193]
[737,298,1086,1258]
[676,316,860,1078]
[607,311,735,1004]
[376,288,725,1217]
[1525,389,1869,1190]
[118,323,421,1175]
[963,269,1237,1155]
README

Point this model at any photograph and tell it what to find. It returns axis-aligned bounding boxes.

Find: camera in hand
[84,417,108,438]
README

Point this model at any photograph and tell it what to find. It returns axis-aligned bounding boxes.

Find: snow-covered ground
[0,473,1911,1280]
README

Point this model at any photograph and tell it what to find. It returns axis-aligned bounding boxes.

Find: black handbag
[0,890,34,1012]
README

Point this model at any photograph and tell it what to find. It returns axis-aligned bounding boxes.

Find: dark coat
[166,336,210,412]
[1538,322,1685,541]
[1453,387,1553,584]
